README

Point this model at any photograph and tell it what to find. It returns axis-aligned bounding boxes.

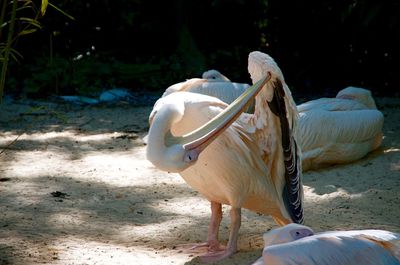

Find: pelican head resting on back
[162,69,250,105]
[146,51,303,262]
[252,223,400,265]
[202,69,231,81]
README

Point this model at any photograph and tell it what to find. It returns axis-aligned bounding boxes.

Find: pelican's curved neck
[146,103,185,172]
[147,109,172,151]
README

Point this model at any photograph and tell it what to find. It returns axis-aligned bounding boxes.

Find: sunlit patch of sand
[304,185,364,201]
[54,238,189,265]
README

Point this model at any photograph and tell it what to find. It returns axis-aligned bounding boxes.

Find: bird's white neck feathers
[146,101,188,173]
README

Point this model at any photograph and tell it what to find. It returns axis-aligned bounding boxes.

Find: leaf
[9,48,24,63]
[0,46,23,63]
[18,28,37,36]
[10,48,23,58]
[41,0,49,16]
[16,6,35,12]
[18,17,42,28]
[22,0,34,7]
[48,2,75,20]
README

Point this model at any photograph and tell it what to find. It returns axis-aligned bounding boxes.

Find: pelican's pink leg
[207,201,225,251]
[201,207,241,262]
[188,201,224,251]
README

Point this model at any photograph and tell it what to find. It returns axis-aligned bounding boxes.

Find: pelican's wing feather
[267,79,303,224]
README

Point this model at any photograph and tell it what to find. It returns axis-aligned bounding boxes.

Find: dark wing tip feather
[268,79,304,224]
[282,141,304,224]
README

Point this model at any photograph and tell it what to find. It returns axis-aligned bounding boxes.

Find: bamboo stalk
[0,0,7,40]
[0,0,18,103]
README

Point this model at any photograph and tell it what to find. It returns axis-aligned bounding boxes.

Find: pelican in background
[200,69,256,112]
[142,69,251,144]
[146,51,303,262]
[202,69,231,81]
[298,86,384,170]
[252,223,400,265]
[155,68,384,170]
[162,69,250,104]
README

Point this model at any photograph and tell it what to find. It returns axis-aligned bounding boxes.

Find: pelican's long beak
[167,73,270,160]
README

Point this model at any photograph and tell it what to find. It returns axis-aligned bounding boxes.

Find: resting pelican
[162,70,250,105]
[146,51,303,262]
[298,86,384,170]
[252,223,400,265]
[202,69,231,81]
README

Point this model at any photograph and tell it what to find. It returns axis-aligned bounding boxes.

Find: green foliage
[0,0,48,102]
[40,0,49,16]
[23,54,70,96]
[3,0,400,99]
[0,0,73,102]
[175,26,206,76]
[18,53,169,97]
[0,0,18,102]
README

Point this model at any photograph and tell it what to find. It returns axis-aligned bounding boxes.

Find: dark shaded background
[7,0,400,100]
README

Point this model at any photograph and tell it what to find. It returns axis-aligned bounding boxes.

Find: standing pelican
[146,51,303,262]
[252,223,400,265]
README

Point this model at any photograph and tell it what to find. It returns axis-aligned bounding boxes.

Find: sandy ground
[0,97,399,265]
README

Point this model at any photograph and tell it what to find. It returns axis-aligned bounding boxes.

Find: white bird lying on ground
[146,51,303,262]
[297,86,384,170]
[151,68,384,171]
[252,223,400,265]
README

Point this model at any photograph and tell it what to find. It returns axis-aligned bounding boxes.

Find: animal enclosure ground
[0,98,399,265]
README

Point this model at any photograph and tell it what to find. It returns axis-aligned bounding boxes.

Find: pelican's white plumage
[252,224,400,265]
[147,91,229,173]
[142,70,251,144]
[146,51,303,262]
[298,86,384,170]
[162,70,250,105]
[202,69,231,81]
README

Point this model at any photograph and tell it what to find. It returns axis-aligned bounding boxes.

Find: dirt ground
[0,97,399,265]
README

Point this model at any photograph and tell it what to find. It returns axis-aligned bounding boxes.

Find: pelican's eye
[290,229,314,240]
[184,150,199,163]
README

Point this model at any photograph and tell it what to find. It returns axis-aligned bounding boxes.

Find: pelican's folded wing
[299,109,384,151]
[267,79,303,224]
